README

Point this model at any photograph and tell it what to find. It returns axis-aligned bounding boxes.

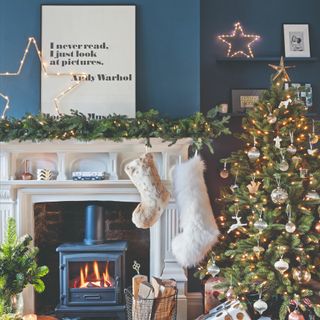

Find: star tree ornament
[285,203,296,233]
[248,137,260,160]
[268,56,295,82]
[271,174,288,204]
[218,22,260,58]
[287,131,297,155]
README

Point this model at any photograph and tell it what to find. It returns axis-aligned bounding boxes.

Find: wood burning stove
[55,205,128,319]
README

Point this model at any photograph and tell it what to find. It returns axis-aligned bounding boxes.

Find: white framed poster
[41,5,136,117]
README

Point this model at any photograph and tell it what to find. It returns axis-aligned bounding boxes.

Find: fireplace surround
[0,138,203,319]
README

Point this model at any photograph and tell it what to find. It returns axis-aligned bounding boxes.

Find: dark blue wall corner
[0,0,199,118]
[201,0,320,114]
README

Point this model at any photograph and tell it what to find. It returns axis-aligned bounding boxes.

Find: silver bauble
[248,146,260,160]
[207,261,220,278]
[287,144,297,155]
[254,218,268,232]
[267,114,277,124]
[271,187,288,204]
[285,221,296,233]
[274,258,289,274]
[279,159,289,172]
[305,190,320,200]
[253,298,268,315]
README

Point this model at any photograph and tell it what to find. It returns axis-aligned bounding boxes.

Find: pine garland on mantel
[0,108,230,152]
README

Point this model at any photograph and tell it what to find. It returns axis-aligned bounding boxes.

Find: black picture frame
[283,23,311,58]
[231,89,265,113]
[284,82,313,108]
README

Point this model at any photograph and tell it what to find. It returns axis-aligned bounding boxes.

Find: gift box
[206,300,251,320]
[204,277,226,313]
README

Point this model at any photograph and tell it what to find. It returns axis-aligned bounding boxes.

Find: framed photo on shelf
[231,89,265,113]
[284,82,313,108]
[283,24,311,58]
[41,5,136,117]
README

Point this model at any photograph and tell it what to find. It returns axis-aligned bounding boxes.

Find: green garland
[0,108,230,152]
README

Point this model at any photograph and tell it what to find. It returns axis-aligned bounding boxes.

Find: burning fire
[72,261,114,288]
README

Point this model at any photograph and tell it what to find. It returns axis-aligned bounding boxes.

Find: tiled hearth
[0,138,203,320]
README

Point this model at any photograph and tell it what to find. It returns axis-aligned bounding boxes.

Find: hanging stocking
[172,155,220,267]
[125,153,170,229]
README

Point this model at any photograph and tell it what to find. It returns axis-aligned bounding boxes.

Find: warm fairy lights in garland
[218,22,260,58]
[0,37,87,118]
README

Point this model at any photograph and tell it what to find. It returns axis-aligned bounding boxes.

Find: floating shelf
[216,57,318,63]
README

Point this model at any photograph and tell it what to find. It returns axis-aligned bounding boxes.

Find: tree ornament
[288,310,305,320]
[254,208,268,232]
[307,134,318,156]
[253,239,265,258]
[273,135,282,149]
[207,258,220,277]
[287,131,297,155]
[278,98,292,109]
[310,119,319,145]
[305,190,320,201]
[315,220,320,233]
[225,285,236,300]
[227,207,247,234]
[299,168,308,179]
[230,171,239,193]
[268,56,295,82]
[292,156,302,168]
[217,22,260,58]
[220,161,229,179]
[247,174,261,194]
[292,267,311,283]
[271,175,288,204]
[266,103,277,124]
[253,291,268,315]
[248,147,260,160]
[279,149,289,172]
[274,256,289,274]
[285,204,296,233]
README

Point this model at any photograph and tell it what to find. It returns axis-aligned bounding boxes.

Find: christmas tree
[196,58,320,319]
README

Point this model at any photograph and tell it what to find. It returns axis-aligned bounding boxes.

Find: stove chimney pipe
[84,204,105,245]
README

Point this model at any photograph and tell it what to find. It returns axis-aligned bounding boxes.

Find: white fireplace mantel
[0,138,203,320]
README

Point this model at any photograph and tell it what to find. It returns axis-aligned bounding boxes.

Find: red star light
[218,22,260,58]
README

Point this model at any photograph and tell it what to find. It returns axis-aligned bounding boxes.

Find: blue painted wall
[0,0,199,118]
[201,0,320,114]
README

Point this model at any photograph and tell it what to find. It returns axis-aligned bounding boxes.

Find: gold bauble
[292,267,311,283]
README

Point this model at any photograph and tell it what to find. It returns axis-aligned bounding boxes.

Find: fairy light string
[0,37,87,118]
[218,22,260,58]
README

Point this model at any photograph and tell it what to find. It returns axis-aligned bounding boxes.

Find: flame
[74,260,113,289]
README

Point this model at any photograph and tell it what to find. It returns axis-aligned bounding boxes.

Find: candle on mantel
[23,314,37,320]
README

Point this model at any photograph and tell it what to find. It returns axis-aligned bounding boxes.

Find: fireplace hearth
[55,241,127,319]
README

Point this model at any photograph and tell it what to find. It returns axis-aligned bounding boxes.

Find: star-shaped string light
[268,56,295,82]
[0,37,87,118]
[218,22,260,58]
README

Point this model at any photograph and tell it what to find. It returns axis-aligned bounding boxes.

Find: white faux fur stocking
[125,153,170,229]
[172,155,220,267]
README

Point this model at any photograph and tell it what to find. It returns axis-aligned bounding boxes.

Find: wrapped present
[206,300,251,319]
[204,277,226,313]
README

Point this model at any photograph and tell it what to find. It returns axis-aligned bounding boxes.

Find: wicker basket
[124,287,177,320]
